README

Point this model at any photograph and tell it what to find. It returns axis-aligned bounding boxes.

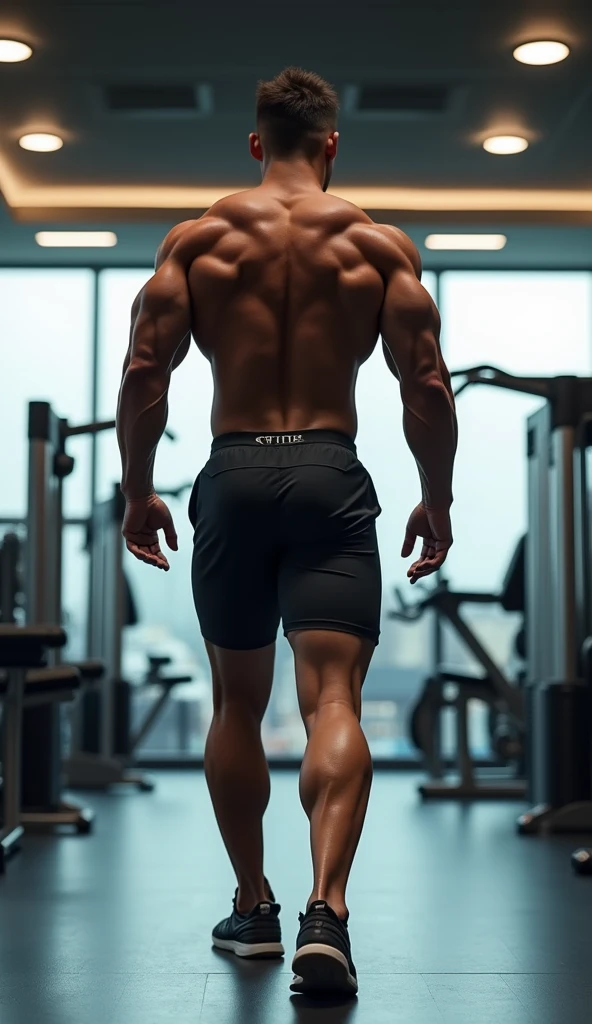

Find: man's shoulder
[158,191,270,265]
[156,210,234,267]
[360,222,422,277]
[156,198,421,270]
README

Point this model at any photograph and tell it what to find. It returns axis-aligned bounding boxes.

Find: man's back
[163,186,415,437]
[119,64,456,583]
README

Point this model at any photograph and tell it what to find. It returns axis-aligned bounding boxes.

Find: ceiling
[1,0,592,267]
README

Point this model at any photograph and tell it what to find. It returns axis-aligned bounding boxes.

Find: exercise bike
[389,536,527,799]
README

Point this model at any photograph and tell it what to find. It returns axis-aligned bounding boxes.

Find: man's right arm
[379,248,457,511]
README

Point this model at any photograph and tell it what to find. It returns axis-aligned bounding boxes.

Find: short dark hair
[256,67,339,156]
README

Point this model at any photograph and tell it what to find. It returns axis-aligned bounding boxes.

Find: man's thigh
[205,640,276,719]
[192,539,280,650]
[278,527,382,647]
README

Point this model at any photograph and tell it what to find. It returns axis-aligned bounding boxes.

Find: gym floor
[2,772,592,1024]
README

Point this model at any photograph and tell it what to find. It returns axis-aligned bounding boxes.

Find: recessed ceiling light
[0,39,33,63]
[425,234,507,251]
[35,231,118,248]
[483,135,529,155]
[19,133,64,152]
[513,41,570,66]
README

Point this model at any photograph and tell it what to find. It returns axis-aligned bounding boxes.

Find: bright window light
[0,39,33,62]
[19,133,64,152]
[425,234,507,251]
[483,135,529,155]
[36,232,118,248]
[513,41,570,65]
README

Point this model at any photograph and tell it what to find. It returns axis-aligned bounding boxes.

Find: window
[0,270,94,662]
[83,267,592,762]
[0,270,95,518]
[441,272,592,592]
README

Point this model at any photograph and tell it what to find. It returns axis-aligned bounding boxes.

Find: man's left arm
[116,245,192,569]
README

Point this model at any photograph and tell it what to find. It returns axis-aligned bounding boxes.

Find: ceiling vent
[102,84,212,117]
[343,84,451,118]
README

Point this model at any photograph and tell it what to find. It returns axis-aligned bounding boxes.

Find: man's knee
[206,640,275,720]
[289,629,373,726]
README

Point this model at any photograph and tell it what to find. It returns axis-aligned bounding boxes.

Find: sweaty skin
[117,180,457,579]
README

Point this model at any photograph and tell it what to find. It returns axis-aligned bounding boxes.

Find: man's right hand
[122,493,178,571]
[402,503,453,585]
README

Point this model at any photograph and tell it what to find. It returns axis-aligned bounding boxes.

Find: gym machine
[448,367,592,838]
[0,533,23,625]
[0,530,95,829]
[23,400,190,792]
[390,535,526,799]
[20,401,111,831]
[0,529,94,826]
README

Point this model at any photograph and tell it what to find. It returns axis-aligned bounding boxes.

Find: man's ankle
[236,879,273,914]
[306,896,348,921]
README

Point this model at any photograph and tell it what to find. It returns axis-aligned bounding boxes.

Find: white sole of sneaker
[212,936,285,959]
[290,944,358,996]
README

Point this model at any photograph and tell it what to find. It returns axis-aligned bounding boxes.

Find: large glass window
[28,265,587,763]
[0,270,94,661]
[0,270,95,518]
[441,272,592,592]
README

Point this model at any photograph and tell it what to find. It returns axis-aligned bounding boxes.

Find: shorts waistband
[211,429,357,454]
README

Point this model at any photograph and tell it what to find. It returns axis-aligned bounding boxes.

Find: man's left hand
[122,494,178,571]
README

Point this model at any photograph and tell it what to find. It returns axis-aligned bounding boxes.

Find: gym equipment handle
[451,365,552,399]
[389,581,499,622]
[66,419,176,442]
[390,585,430,621]
[0,624,66,647]
[156,482,193,499]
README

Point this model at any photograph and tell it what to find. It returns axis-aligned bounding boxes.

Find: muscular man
[116,67,457,999]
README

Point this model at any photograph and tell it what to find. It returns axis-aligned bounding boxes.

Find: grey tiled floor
[2,771,592,1023]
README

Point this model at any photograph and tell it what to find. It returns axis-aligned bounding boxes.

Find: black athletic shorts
[188,429,382,650]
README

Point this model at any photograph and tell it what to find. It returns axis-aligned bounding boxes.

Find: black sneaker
[211,884,284,959]
[290,900,358,996]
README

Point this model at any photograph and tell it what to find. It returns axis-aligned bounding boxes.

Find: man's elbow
[404,370,448,394]
[400,376,451,413]
[123,356,168,386]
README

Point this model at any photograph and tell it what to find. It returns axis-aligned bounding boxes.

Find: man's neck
[261,158,323,193]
